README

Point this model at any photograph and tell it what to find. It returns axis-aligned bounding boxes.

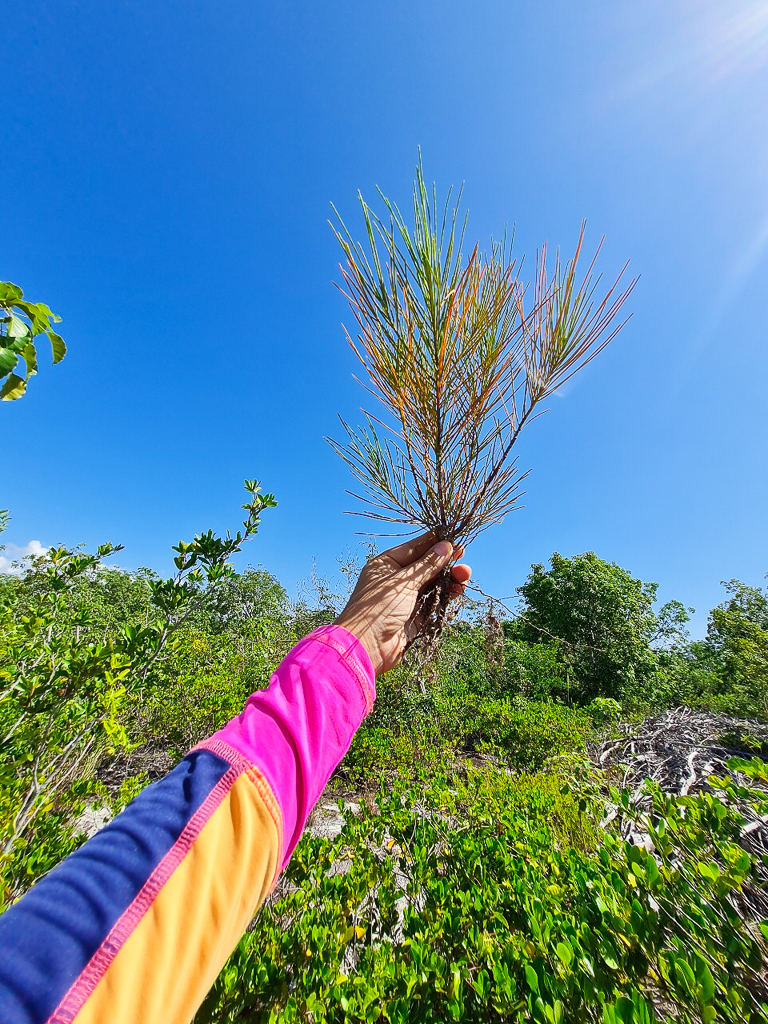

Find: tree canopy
[517,551,659,700]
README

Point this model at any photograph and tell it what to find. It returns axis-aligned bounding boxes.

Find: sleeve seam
[47,760,243,1024]
[308,627,375,714]
[192,738,285,880]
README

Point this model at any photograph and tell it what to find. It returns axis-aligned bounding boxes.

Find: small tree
[329,157,635,638]
[517,551,659,701]
[0,282,66,401]
[706,576,768,718]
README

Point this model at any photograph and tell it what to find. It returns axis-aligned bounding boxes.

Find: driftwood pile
[595,706,768,801]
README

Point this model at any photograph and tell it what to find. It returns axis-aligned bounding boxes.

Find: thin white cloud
[0,540,49,576]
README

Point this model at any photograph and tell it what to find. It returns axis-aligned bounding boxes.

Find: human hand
[335,532,472,676]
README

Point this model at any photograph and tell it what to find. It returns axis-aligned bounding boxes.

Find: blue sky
[3,0,767,637]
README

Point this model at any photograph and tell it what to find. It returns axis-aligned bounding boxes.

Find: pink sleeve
[199,624,375,869]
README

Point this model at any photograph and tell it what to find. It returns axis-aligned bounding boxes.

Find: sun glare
[619,1,768,102]
[709,1,768,83]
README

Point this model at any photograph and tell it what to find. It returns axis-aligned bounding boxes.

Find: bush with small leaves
[0,482,276,905]
[460,697,594,771]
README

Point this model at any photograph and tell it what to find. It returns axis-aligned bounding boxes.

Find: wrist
[333,614,381,676]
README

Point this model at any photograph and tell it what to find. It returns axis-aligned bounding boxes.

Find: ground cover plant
[198,757,768,1024]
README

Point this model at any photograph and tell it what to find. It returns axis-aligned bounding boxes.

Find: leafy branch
[0,481,276,902]
[0,282,66,401]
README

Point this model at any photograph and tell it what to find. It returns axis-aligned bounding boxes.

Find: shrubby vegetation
[0,482,277,903]
[2,506,767,1021]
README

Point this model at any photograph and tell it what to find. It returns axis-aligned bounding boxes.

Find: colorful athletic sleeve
[0,624,375,1024]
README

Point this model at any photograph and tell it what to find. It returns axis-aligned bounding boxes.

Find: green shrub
[437,628,568,704]
[461,697,594,771]
[0,484,276,904]
[137,625,282,757]
[500,640,570,703]
[694,688,768,722]
[588,697,622,725]
[0,544,135,906]
[338,726,454,790]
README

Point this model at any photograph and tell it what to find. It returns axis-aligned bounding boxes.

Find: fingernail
[432,541,452,557]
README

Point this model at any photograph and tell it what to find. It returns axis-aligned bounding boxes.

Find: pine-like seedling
[328,158,635,641]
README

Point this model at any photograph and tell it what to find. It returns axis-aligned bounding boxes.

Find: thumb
[401,540,453,590]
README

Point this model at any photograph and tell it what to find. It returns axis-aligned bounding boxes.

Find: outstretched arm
[0,534,470,1024]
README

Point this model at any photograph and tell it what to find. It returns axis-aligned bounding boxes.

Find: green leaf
[7,314,29,339]
[0,373,27,401]
[0,282,23,303]
[675,957,696,992]
[450,967,461,999]
[603,951,619,971]
[580,956,596,978]
[21,342,38,378]
[614,996,635,1023]
[15,300,47,331]
[3,333,29,354]
[524,964,539,992]
[556,940,574,967]
[0,347,18,377]
[697,962,716,1004]
[49,331,66,363]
